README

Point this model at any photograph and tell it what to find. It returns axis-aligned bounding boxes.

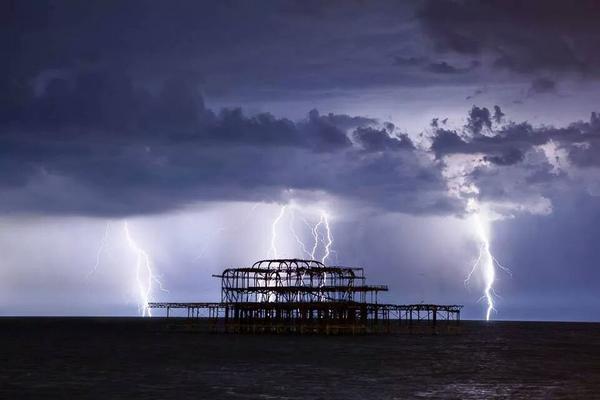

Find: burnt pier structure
[149,259,462,334]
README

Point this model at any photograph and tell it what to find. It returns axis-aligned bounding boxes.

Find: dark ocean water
[1,318,598,399]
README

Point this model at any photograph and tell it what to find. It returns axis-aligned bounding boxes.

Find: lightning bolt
[123,221,167,316]
[310,214,324,261]
[289,209,313,259]
[465,207,512,321]
[304,210,334,300]
[316,211,333,300]
[87,222,110,279]
[288,208,311,300]
[263,205,287,302]
[472,213,495,321]
[268,206,336,300]
[268,205,287,258]
[268,206,337,300]
[320,211,333,264]
[307,211,333,264]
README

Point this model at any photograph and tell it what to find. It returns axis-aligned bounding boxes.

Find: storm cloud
[430,105,600,216]
[0,71,459,216]
[2,69,599,221]
[418,0,600,77]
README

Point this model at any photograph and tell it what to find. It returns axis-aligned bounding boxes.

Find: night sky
[2,0,599,320]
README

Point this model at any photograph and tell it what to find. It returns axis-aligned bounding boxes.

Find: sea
[1,318,598,399]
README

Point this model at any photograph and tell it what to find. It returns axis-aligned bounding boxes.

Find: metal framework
[149,259,463,335]
[217,259,386,303]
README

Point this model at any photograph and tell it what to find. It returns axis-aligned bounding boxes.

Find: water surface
[1,318,598,399]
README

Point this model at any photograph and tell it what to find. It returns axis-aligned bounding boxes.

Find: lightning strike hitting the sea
[465,207,512,321]
[473,213,495,321]
[123,221,167,316]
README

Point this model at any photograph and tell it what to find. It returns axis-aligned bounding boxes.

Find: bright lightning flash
[465,209,512,321]
[123,221,167,316]
[310,215,324,261]
[289,209,312,259]
[307,211,333,264]
[320,212,333,265]
[305,210,333,301]
[268,205,287,258]
[472,213,495,320]
[87,222,111,279]
[265,204,338,303]
[269,205,335,265]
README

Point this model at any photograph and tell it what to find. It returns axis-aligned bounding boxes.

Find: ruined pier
[149,259,462,334]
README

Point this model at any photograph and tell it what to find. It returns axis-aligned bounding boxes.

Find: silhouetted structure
[149,259,462,334]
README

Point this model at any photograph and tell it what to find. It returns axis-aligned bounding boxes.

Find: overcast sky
[2,0,599,320]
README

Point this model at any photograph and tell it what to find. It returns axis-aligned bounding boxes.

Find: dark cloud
[426,60,479,74]
[7,0,593,111]
[2,0,600,220]
[429,106,600,216]
[353,127,414,152]
[493,105,505,124]
[466,106,493,135]
[426,62,464,74]
[0,71,457,216]
[528,77,558,95]
[312,112,377,132]
[430,118,448,128]
[430,106,600,166]
[2,0,442,101]
[429,106,530,162]
[430,129,468,157]
[3,64,599,220]
[418,0,600,76]
[483,147,524,166]
[566,112,600,167]
[393,55,479,77]
[303,109,353,151]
